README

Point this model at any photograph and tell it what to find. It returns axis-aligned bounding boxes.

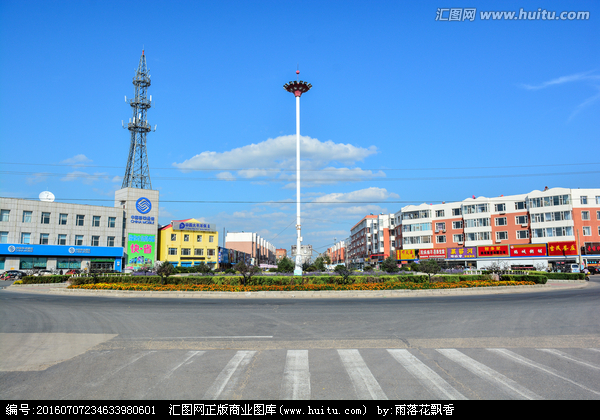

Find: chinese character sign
[547,241,578,256]
[419,248,447,259]
[509,244,547,257]
[447,247,477,259]
[477,245,509,257]
[127,233,155,269]
[397,249,416,260]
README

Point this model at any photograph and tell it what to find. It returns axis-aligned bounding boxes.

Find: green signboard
[126,233,155,270]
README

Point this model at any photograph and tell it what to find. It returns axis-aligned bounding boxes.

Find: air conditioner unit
[521,224,528,227]
[457,241,463,245]
[442,230,446,233]
[495,240,501,243]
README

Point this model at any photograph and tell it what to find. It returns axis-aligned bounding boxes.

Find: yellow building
[158,219,219,267]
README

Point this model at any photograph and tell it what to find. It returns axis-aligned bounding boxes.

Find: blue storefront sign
[0,244,123,258]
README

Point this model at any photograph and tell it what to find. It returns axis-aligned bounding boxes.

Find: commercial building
[157,219,219,267]
[225,232,276,266]
[0,187,159,272]
[390,187,600,270]
[348,213,396,268]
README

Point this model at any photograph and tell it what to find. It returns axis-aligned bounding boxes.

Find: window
[23,211,32,223]
[515,215,528,225]
[453,234,464,243]
[92,216,101,227]
[91,236,99,246]
[496,231,508,241]
[0,232,7,243]
[59,213,67,225]
[184,234,189,242]
[464,204,489,214]
[435,222,446,232]
[39,233,49,245]
[452,208,462,216]
[209,236,214,243]
[466,232,490,241]
[181,248,191,256]
[532,227,573,238]
[21,233,31,244]
[495,217,507,226]
[581,211,590,220]
[168,248,177,255]
[58,234,67,245]
[529,195,570,208]
[452,221,463,229]
[597,211,600,220]
[596,196,600,205]
[517,230,529,239]
[76,215,85,226]
[41,212,50,224]
[207,249,215,256]
[436,235,446,243]
[435,210,445,217]
[583,227,591,236]
[194,249,204,256]
[196,235,203,242]
[108,217,116,228]
[515,201,526,210]
[494,203,506,212]
[75,235,83,246]
[0,210,9,222]
[465,218,490,228]
[107,236,115,247]
[581,196,588,205]
[171,234,177,241]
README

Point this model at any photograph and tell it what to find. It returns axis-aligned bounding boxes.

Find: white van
[570,264,580,273]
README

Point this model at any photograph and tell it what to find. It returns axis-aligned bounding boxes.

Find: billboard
[172,220,215,232]
[126,233,155,270]
[510,244,547,257]
[397,249,416,260]
[447,247,477,259]
[583,242,600,255]
[547,241,578,256]
[478,245,509,257]
[419,248,446,259]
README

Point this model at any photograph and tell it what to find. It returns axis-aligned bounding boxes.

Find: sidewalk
[4,280,590,299]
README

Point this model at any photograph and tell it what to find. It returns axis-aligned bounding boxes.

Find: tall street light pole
[284,71,312,276]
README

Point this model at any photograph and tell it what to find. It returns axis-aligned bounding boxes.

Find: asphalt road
[1,277,599,400]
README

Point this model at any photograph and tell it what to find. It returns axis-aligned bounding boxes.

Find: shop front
[0,244,123,273]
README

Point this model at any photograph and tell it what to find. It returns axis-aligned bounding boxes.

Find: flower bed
[68,280,537,293]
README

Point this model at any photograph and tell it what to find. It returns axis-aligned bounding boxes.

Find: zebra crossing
[3,347,599,400]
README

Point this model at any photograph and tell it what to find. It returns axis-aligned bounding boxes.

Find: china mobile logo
[136,197,152,214]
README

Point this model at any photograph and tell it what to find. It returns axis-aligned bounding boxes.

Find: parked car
[2,270,26,279]
[33,270,53,276]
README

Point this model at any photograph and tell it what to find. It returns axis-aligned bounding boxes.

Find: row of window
[167,248,216,256]
[432,226,600,243]
[0,210,117,227]
[0,232,116,247]
[170,233,215,243]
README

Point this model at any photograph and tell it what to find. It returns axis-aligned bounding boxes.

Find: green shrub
[501,274,547,284]
[22,275,71,284]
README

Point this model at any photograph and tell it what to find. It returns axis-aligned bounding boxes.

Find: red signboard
[509,244,547,257]
[478,245,509,257]
[419,248,447,259]
[547,241,578,256]
[583,242,600,255]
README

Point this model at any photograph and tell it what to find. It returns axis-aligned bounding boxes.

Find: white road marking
[488,348,600,397]
[387,349,467,400]
[202,351,256,400]
[537,349,600,370]
[337,349,388,400]
[280,350,311,399]
[437,348,542,400]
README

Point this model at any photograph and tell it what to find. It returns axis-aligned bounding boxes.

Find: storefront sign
[447,247,477,259]
[583,242,600,255]
[172,220,214,232]
[419,248,447,259]
[547,241,578,256]
[510,244,547,257]
[0,244,122,257]
[478,245,509,257]
[126,233,155,269]
[397,249,416,260]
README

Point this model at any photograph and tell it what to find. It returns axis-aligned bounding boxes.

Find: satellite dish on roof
[39,191,55,202]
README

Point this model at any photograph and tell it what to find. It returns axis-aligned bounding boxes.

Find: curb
[4,281,589,299]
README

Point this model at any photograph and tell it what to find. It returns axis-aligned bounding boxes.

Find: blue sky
[1,0,598,255]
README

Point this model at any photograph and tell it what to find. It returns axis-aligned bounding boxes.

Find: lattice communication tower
[122,50,155,189]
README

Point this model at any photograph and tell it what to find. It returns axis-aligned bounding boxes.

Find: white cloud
[521,71,599,90]
[172,135,378,183]
[60,154,92,166]
[61,171,109,185]
[216,172,236,181]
